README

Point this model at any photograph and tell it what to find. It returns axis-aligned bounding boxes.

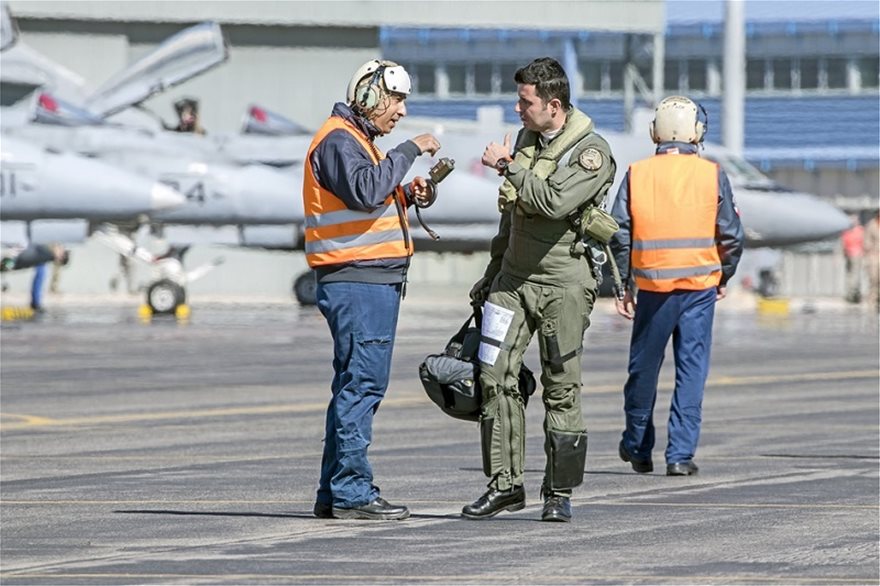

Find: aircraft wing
[1,1,18,52]
[85,22,228,118]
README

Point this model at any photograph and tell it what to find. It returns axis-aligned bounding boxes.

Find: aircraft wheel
[293,271,317,306]
[147,279,186,314]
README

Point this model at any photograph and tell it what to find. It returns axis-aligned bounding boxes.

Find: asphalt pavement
[1,287,878,585]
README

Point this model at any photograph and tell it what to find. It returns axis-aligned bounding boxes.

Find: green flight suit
[477,107,616,495]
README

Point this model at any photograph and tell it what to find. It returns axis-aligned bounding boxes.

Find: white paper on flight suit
[478,301,515,366]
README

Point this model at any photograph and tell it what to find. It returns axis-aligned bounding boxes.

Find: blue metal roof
[405,95,880,169]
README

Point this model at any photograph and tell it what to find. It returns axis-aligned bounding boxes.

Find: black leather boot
[313,501,333,519]
[332,496,410,520]
[666,460,699,476]
[619,440,653,473]
[541,494,572,522]
[461,486,526,519]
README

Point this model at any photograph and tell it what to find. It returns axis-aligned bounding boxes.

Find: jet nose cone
[784,192,851,242]
[736,189,852,247]
[150,182,186,211]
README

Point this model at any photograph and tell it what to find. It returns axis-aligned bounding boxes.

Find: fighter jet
[0,134,184,224]
[0,17,310,306]
[0,3,184,231]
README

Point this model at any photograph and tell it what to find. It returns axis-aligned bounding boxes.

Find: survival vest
[628,153,722,292]
[303,116,412,268]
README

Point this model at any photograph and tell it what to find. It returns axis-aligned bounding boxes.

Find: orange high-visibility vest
[628,153,721,292]
[303,116,412,268]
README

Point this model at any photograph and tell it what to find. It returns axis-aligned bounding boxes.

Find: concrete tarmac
[1,286,878,585]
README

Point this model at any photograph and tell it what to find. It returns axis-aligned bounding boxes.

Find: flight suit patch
[578,148,603,171]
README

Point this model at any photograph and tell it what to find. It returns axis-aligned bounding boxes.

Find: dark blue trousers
[31,263,47,310]
[315,281,401,508]
[621,287,716,465]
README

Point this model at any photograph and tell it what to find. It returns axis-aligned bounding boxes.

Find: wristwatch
[495,158,511,175]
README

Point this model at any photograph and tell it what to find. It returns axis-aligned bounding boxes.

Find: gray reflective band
[305,227,403,255]
[633,238,716,250]
[633,264,721,280]
[305,203,396,229]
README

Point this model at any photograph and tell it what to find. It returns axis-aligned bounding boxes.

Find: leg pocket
[547,429,588,490]
[353,333,394,397]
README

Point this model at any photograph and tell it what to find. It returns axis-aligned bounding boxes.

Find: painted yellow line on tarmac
[588,368,879,395]
[0,572,872,584]
[1,369,876,432]
[0,396,425,431]
[0,413,57,425]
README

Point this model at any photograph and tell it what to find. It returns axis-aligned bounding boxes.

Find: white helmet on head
[649,96,706,144]
[346,59,412,115]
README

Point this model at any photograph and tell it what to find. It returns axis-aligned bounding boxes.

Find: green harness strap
[497,108,594,213]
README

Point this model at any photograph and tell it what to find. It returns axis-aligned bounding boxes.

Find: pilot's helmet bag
[419,308,536,422]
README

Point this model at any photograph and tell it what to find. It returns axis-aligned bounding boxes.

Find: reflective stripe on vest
[629,154,721,292]
[302,116,412,268]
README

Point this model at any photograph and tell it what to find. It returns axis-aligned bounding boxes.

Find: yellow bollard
[175,304,191,321]
[756,297,790,316]
[137,304,153,324]
[1,306,35,321]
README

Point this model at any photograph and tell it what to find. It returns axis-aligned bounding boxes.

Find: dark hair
[514,57,571,110]
[175,98,199,114]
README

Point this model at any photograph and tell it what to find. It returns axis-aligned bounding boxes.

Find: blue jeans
[315,281,401,508]
[621,288,716,465]
[31,263,47,309]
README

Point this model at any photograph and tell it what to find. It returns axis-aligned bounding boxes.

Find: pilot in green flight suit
[462,58,616,523]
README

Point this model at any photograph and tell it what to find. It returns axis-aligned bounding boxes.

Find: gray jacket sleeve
[609,171,633,288]
[716,169,745,285]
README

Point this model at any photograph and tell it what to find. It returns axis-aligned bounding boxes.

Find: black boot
[541,494,572,522]
[332,496,410,520]
[666,460,699,476]
[313,501,334,519]
[461,486,526,519]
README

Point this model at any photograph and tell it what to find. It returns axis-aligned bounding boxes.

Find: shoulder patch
[578,148,603,171]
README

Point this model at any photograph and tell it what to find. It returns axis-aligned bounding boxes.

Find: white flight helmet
[346,59,412,115]
[649,96,706,144]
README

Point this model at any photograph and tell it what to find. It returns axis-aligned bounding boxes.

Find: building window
[415,63,435,95]
[608,60,623,91]
[447,63,467,94]
[687,59,706,92]
[772,58,792,90]
[664,60,679,91]
[474,63,493,94]
[580,60,602,93]
[858,57,879,89]
[500,63,518,93]
[747,58,765,90]
[826,57,847,89]
[800,58,819,89]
